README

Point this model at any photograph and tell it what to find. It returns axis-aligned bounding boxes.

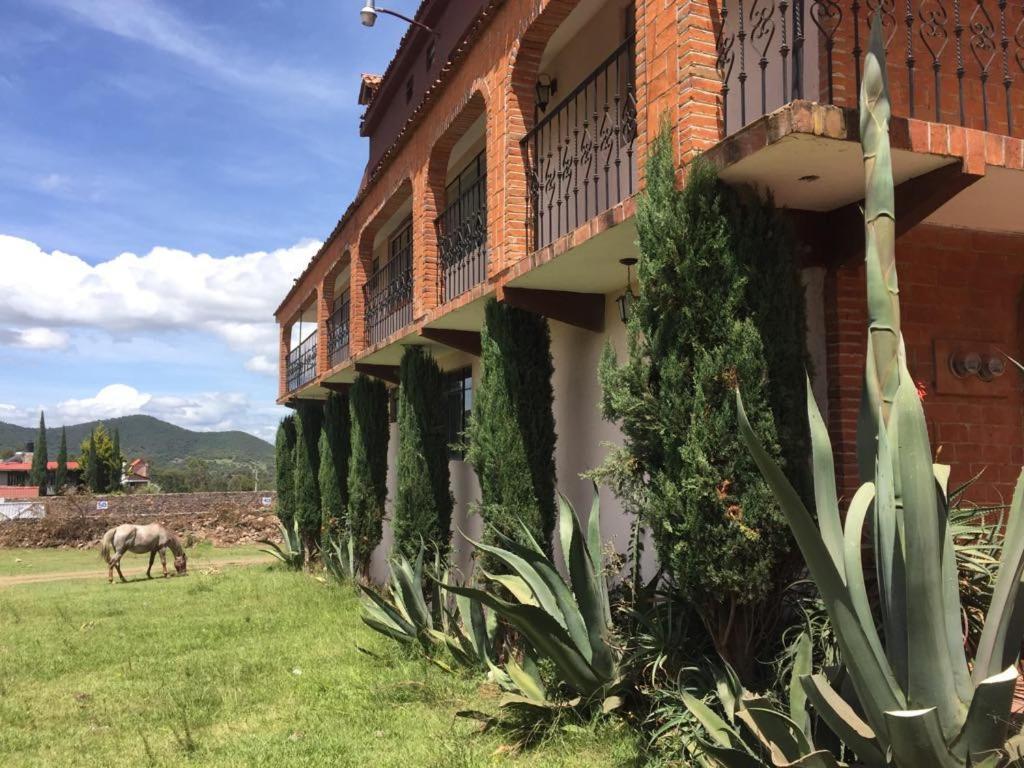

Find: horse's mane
[166,531,185,557]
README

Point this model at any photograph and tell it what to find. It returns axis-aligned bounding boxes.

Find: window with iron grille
[444,367,473,460]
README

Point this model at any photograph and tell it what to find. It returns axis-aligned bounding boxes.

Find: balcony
[522,36,637,251]
[714,0,1024,139]
[327,298,350,368]
[287,332,317,392]
[364,226,413,347]
[436,169,487,304]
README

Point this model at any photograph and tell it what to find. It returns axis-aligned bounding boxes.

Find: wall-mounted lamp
[950,351,1006,381]
[616,257,638,324]
[535,74,557,112]
[360,0,437,35]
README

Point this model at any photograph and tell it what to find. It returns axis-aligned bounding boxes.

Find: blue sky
[0,0,418,441]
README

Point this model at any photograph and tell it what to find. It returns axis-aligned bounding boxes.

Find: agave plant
[259,520,304,571]
[442,485,619,707]
[322,534,356,583]
[733,15,1024,768]
[359,547,440,651]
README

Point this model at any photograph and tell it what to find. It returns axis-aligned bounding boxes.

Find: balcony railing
[436,174,487,304]
[522,37,637,251]
[287,332,317,392]
[364,251,413,347]
[327,300,350,368]
[714,1,1024,138]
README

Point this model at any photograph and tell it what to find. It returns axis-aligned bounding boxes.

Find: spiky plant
[259,520,304,571]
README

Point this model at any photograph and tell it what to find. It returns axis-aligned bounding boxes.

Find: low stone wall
[0,491,280,549]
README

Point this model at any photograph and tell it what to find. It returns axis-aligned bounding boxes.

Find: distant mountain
[0,415,273,469]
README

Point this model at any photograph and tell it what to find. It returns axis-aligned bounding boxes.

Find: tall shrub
[109,428,122,492]
[55,427,68,493]
[394,346,453,558]
[274,416,297,530]
[466,299,557,561]
[319,391,351,538]
[80,425,115,494]
[347,375,390,576]
[598,131,809,679]
[30,412,48,496]
[293,401,323,559]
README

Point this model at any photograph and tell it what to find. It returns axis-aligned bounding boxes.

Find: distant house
[0,449,81,498]
[122,458,152,489]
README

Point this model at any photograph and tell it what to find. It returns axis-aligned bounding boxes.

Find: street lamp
[360,1,437,35]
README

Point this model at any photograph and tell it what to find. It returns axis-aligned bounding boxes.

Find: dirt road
[0,555,272,588]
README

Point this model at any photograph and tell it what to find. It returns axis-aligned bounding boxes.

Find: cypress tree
[597,131,809,679]
[274,416,297,530]
[81,425,114,493]
[319,391,351,539]
[293,401,323,560]
[394,346,453,558]
[30,412,48,496]
[466,299,557,563]
[55,427,68,493]
[347,375,390,576]
[109,428,122,492]
[85,429,100,493]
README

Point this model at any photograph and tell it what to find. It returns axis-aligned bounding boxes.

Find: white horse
[100,523,187,583]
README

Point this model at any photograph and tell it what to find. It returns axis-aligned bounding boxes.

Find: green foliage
[54,427,68,494]
[394,346,453,559]
[29,412,47,495]
[259,520,304,571]
[319,392,350,538]
[275,416,297,529]
[109,428,122,492]
[348,375,390,576]
[293,401,323,556]
[598,128,808,675]
[734,19,1024,767]
[466,299,557,563]
[151,457,259,493]
[323,534,357,583]
[79,424,118,494]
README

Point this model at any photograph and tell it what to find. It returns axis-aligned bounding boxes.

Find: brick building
[275,1,1024,576]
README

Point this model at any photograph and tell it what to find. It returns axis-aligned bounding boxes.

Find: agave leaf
[806,374,845,581]
[936,470,975,706]
[789,633,813,743]
[799,674,885,767]
[716,662,745,723]
[736,706,813,765]
[393,555,432,634]
[681,692,746,750]
[457,592,496,663]
[440,582,604,695]
[480,570,538,606]
[952,665,1017,762]
[698,743,765,768]
[884,708,961,768]
[842,481,889,678]
[974,471,1024,683]
[505,657,547,703]
[736,387,903,739]
[874,408,907,689]
[585,482,612,627]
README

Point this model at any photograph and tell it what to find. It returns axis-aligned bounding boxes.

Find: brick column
[411,167,440,319]
[278,321,291,399]
[675,2,725,164]
[316,274,334,375]
[350,231,372,356]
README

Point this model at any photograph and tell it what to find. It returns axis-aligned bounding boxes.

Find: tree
[393,347,453,558]
[347,375,390,576]
[597,132,809,681]
[54,427,68,494]
[109,428,123,492]
[466,299,557,563]
[80,425,116,493]
[29,412,48,496]
[319,392,350,539]
[293,401,323,561]
[275,416,297,531]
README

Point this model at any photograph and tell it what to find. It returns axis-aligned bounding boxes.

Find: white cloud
[40,0,346,105]
[245,354,277,375]
[0,234,318,363]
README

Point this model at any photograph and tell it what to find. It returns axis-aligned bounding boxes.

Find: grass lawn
[0,558,640,767]
[0,542,268,578]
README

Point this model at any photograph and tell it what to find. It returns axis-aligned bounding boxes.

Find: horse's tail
[100,528,116,564]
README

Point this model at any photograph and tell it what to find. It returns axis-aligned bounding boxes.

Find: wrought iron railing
[521,37,637,251]
[287,332,317,392]
[364,251,413,347]
[436,174,487,304]
[327,300,350,368]
[714,1,1024,138]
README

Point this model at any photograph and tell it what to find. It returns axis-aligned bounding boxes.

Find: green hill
[0,415,274,469]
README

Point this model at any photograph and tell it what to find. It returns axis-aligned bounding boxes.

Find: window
[405,75,414,104]
[443,151,485,204]
[444,367,473,459]
[425,39,436,69]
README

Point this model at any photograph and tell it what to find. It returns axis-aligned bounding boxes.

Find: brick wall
[826,223,1024,505]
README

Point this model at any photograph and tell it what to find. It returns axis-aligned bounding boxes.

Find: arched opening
[326,254,351,368]
[286,297,318,392]
[359,180,414,347]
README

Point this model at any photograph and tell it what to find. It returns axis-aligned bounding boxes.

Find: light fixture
[616,257,638,324]
[360,0,437,35]
[535,74,557,112]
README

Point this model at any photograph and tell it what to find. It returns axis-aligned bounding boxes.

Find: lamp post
[360,1,437,35]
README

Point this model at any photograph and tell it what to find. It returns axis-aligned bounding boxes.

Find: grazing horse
[100,523,187,583]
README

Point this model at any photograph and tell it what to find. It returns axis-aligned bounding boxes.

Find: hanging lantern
[616,257,638,324]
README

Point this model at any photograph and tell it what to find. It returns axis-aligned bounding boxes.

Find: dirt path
[0,555,272,588]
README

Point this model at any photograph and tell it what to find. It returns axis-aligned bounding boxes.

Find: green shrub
[394,346,453,559]
[598,130,808,680]
[274,416,297,530]
[466,299,556,562]
[347,375,390,576]
[293,401,323,558]
[319,392,350,538]
[54,427,68,494]
[30,412,47,495]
